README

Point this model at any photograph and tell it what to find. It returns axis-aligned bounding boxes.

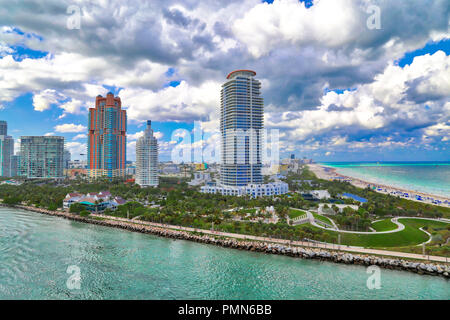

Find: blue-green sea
[320,162,450,198]
[0,207,449,300]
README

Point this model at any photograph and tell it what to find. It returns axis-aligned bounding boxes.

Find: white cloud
[233,0,361,58]
[121,80,221,123]
[54,123,87,133]
[72,133,87,140]
[32,89,63,112]
[66,141,87,157]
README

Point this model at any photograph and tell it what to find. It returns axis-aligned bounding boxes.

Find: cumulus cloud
[54,123,87,133]
[0,0,448,159]
[66,141,87,157]
[265,50,450,153]
[72,133,87,140]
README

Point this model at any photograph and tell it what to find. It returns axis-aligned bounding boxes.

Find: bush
[47,203,58,211]
[80,210,90,217]
[69,203,84,213]
[2,196,21,205]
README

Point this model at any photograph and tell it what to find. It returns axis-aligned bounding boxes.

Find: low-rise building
[201,182,289,198]
[63,191,126,211]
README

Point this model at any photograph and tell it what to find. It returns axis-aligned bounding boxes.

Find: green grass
[371,219,398,232]
[297,218,448,248]
[312,212,333,226]
[289,209,306,219]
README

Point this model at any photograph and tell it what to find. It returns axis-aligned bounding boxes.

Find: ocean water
[0,207,449,300]
[321,162,450,198]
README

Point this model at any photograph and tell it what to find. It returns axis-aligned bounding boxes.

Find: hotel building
[19,136,65,179]
[201,70,288,198]
[0,121,14,177]
[87,93,127,178]
[136,120,159,187]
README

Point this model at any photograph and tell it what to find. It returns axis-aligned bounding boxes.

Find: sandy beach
[308,164,450,207]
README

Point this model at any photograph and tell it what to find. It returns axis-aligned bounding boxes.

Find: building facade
[0,120,7,135]
[10,154,20,177]
[220,70,263,186]
[0,120,14,177]
[19,136,65,178]
[136,120,159,187]
[63,149,71,169]
[87,92,127,178]
[201,70,288,198]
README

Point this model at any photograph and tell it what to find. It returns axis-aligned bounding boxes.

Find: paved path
[90,213,450,263]
[308,215,449,236]
[418,227,432,246]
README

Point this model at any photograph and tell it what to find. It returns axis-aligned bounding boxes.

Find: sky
[0,0,449,162]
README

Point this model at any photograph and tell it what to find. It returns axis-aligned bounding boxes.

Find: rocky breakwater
[8,204,450,279]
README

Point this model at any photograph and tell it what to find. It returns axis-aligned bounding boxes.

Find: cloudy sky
[0,0,449,162]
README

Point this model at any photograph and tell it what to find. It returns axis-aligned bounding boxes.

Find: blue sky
[0,0,449,162]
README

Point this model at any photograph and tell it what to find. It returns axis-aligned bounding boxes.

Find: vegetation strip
[3,204,449,279]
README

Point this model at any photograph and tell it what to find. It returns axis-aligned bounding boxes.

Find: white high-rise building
[201,70,288,198]
[0,120,14,177]
[136,120,159,187]
[220,70,263,186]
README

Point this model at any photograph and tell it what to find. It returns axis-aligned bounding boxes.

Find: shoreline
[2,204,449,279]
[308,164,450,207]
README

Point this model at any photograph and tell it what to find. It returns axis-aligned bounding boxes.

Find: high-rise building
[0,120,14,177]
[136,120,159,187]
[63,149,71,169]
[10,154,20,177]
[0,120,7,136]
[19,136,65,178]
[220,70,263,186]
[87,92,127,178]
[201,70,288,197]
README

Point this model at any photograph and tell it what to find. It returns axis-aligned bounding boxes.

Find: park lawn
[289,209,306,219]
[298,218,448,248]
[371,219,398,232]
[312,212,333,226]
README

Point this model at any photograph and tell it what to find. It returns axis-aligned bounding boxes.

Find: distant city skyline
[0,0,448,162]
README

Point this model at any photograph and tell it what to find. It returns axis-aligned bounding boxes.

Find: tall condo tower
[87,92,127,178]
[19,136,64,178]
[136,120,159,187]
[0,120,14,177]
[0,120,7,135]
[220,70,263,186]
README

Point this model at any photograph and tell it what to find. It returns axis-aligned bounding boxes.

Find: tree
[80,210,90,217]
[69,203,84,214]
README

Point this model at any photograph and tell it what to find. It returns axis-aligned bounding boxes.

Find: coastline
[2,203,449,278]
[308,164,450,207]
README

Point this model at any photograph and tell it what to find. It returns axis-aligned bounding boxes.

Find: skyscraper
[87,92,127,178]
[10,154,20,177]
[63,149,71,169]
[220,70,263,186]
[0,120,14,177]
[0,120,7,135]
[19,136,65,179]
[136,120,159,187]
[201,70,288,197]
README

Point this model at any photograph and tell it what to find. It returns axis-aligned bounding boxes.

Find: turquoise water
[321,162,450,198]
[0,207,449,300]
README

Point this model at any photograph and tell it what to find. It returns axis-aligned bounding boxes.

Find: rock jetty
[4,204,450,279]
